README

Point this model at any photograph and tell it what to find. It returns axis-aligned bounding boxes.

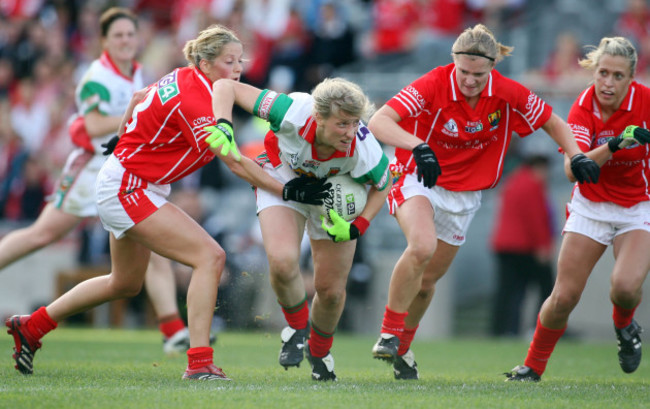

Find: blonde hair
[182,24,240,68]
[579,37,637,76]
[311,78,374,122]
[451,24,513,63]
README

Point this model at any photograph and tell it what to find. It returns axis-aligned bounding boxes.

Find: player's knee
[610,281,641,306]
[267,254,300,280]
[406,240,436,266]
[109,276,144,298]
[314,285,345,308]
[548,289,580,316]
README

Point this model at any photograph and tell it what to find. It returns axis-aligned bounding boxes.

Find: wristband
[351,216,370,236]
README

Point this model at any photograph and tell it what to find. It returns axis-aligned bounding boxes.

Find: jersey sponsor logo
[464,121,483,133]
[437,134,498,150]
[452,233,465,241]
[157,71,179,105]
[488,110,501,128]
[442,119,459,137]
[301,159,319,169]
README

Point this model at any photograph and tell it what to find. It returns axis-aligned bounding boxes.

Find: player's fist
[204,119,241,161]
[412,143,441,188]
[608,125,650,152]
[570,153,600,184]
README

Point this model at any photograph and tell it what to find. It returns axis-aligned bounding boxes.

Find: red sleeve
[567,100,594,152]
[386,68,441,120]
[506,80,553,137]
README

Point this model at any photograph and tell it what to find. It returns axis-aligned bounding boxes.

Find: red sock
[397,325,418,356]
[159,314,185,339]
[612,303,638,329]
[280,296,309,330]
[380,305,408,337]
[27,307,58,340]
[308,324,334,358]
[523,316,566,376]
[187,346,213,370]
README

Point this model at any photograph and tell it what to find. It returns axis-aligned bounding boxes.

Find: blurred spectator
[490,154,555,337]
[2,155,49,220]
[267,6,310,91]
[522,31,590,96]
[368,0,419,59]
[614,0,650,76]
[303,1,356,90]
[466,0,527,32]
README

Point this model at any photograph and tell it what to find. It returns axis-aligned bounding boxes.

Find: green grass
[0,329,647,409]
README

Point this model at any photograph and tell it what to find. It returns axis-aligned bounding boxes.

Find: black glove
[101,135,120,156]
[412,143,441,188]
[608,125,650,152]
[282,176,332,205]
[570,153,600,184]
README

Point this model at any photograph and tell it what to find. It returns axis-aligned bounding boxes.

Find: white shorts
[49,148,105,217]
[388,172,481,246]
[255,164,329,241]
[95,155,170,239]
[564,187,650,245]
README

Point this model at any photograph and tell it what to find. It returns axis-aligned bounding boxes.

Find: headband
[453,52,495,62]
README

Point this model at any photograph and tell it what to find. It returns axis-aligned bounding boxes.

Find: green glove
[320,209,367,243]
[609,125,650,152]
[204,119,241,161]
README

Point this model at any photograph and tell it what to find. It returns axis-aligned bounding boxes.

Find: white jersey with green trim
[75,53,143,154]
[257,91,390,190]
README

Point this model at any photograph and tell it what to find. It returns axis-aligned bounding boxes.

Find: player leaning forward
[368,24,601,380]
[209,77,391,380]
[5,24,329,381]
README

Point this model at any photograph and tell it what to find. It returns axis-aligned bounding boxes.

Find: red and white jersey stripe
[113,67,217,185]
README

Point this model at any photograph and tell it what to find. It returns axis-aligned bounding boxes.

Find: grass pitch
[0,328,647,409]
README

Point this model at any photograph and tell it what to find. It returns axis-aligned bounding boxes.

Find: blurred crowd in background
[1,0,649,333]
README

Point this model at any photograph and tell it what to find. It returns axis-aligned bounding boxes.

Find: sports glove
[321,210,369,242]
[608,125,650,152]
[412,143,441,188]
[101,135,119,155]
[282,176,332,205]
[570,153,600,184]
[204,119,241,161]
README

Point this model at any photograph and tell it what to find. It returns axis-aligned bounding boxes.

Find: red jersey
[388,63,552,191]
[568,82,650,207]
[114,67,216,184]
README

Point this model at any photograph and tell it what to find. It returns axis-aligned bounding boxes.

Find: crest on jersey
[157,71,179,105]
[488,110,501,127]
[442,119,459,137]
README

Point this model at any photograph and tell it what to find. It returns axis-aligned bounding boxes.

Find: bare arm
[541,113,582,158]
[84,111,123,138]
[211,79,264,121]
[215,149,284,197]
[358,179,393,223]
[116,88,149,137]
[368,105,422,150]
